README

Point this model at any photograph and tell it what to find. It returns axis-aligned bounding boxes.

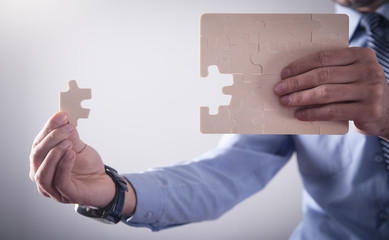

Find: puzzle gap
[200,65,233,115]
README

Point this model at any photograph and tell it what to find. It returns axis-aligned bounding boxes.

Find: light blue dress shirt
[123,3,389,239]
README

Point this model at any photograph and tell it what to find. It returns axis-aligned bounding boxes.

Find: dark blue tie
[360,12,389,174]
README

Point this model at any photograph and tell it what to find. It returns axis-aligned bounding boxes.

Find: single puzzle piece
[223,39,262,74]
[200,35,232,77]
[200,13,349,135]
[257,14,320,44]
[312,14,349,49]
[59,80,92,127]
[222,74,262,110]
[200,106,237,133]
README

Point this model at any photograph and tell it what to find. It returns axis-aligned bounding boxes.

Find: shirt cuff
[121,172,164,231]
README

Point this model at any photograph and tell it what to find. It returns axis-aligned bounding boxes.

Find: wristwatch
[75,165,128,224]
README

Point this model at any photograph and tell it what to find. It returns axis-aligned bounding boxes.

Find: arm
[274,47,389,140]
[122,134,294,231]
[30,112,294,230]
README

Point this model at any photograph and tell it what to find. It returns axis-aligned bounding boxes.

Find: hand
[274,47,389,139]
[30,112,116,208]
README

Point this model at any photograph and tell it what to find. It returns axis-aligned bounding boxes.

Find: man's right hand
[29,112,116,209]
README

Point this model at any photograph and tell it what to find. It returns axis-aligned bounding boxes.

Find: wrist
[75,165,130,224]
[95,174,116,209]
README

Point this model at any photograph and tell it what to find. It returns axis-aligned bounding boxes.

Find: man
[29,0,389,238]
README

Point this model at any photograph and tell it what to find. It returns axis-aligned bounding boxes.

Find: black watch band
[75,165,128,224]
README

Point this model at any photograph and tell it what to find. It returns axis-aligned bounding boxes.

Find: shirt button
[374,154,384,163]
[145,211,153,219]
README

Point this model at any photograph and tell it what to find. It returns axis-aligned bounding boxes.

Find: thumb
[67,126,86,153]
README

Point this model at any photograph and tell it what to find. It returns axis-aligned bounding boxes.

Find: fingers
[275,64,367,96]
[280,47,376,79]
[279,83,370,107]
[276,48,381,97]
[29,112,92,203]
[294,101,381,123]
[30,112,70,180]
[273,47,389,136]
[54,149,77,203]
[30,123,75,180]
[32,112,69,149]
[34,140,73,201]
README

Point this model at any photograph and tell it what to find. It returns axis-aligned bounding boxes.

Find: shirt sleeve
[121,134,294,231]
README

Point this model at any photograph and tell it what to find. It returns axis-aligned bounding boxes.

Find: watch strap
[75,165,128,224]
[102,165,128,223]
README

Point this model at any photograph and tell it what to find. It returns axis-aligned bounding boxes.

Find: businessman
[29,0,389,238]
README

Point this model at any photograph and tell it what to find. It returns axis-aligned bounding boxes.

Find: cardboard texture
[200,13,349,135]
[59,80,91,127]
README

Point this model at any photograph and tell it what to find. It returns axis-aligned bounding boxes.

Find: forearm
[122,134,294,231]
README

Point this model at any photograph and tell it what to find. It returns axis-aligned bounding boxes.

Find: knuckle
[366,64,384,80]
[365,47,376,58]
[47,126,71,142]
[289,77,300,90]
[371,84,384,100]
[47,129,58,142]
[318,50,330,66]
[50,145,66,159]
[291,93,303,106]
[327,105,338,120]
[29,149,39,162]
[319,85,331,101]
[29,171,35,182]
[316,68,330,84]
[37,187,46,196]
[34,172,44,186]
[32,139,39,149]
[373,66,385,80]
[47,129,64,145]
[357,47,374,59]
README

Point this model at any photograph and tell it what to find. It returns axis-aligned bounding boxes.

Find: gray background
[0,0,335,239]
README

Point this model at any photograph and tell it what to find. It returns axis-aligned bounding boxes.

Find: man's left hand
[274,47,389,139]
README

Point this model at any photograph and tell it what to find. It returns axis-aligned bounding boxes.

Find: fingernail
[274,83,285,95]
[280,95,290,105]
[63,150,74,160]
[57,112,68,124]
[281,68,292,79]
[295,110,306,120]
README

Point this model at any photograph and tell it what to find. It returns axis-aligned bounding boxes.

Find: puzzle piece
[200,14,349,135]
[59,80,92,127]
[312,14,349,49]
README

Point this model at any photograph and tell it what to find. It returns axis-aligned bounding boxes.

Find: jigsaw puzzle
[59,80,92,127]
[200,14,349,135]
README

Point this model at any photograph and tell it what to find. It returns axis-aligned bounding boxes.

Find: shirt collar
[335,2,389,40]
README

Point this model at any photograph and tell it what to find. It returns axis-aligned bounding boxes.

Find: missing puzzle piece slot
[199,65,233,115]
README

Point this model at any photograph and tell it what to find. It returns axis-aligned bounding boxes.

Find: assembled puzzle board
[200,14,349,134]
